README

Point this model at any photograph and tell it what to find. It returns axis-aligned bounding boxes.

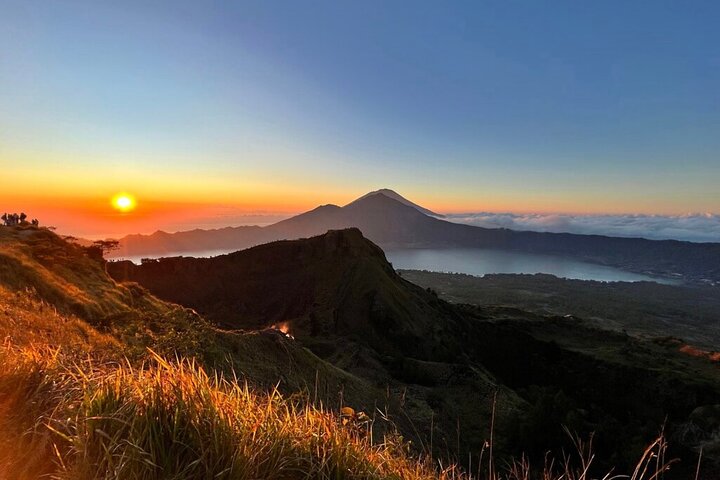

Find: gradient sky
[1,1,719,236]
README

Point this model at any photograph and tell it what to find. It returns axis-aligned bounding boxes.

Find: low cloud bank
[444,212,720,243]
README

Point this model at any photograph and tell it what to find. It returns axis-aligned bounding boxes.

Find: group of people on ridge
[1,212,39,227]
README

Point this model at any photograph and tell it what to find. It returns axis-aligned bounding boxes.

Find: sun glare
[112,193,136,212]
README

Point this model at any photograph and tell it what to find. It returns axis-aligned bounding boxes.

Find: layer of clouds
[444,212,720,243]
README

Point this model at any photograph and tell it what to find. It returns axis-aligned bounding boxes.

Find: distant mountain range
[112,189,720,283]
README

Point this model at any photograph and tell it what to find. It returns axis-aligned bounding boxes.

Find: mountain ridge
[109,228,469,361]
[110,189,720,283]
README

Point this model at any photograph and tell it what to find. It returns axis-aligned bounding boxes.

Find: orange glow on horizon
[4,153,714,224]
[2,156,715,238]
[2,185,711,240]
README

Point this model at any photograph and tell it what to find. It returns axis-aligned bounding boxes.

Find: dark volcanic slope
[115,191,720,282]
[109,228,466,360]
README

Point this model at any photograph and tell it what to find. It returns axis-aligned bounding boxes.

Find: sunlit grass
[0,343,677,480]
[0,344,466,480]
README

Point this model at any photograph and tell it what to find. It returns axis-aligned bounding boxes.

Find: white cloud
[444,212,720,243]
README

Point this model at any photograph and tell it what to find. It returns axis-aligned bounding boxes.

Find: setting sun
[112,193,136,212]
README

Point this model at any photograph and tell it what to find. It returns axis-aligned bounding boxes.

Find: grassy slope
[0,226,376,393]
[0,227,508,479]
[5,341,678,480]
[2,344,472,480]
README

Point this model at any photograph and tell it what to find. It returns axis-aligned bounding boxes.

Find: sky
[1,1,719,238]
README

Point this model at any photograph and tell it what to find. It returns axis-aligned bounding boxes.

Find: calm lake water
[385,248,677,284]
[114,247,675,284]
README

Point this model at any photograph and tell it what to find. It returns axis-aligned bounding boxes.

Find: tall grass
[1,345,465,480]
[0,343,678,480]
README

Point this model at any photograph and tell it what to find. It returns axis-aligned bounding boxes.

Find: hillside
[1,225,460,479]
[113,190,720,283]
[0,225,392,426]
[110,228,466,359]
[2,224,719,478]
[109,228,720,475]
[0,227,522,479]
[2,345,471,480]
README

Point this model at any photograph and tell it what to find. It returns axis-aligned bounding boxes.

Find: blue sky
[1,0,719,220]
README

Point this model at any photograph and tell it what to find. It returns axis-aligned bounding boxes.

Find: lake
[385,248,677,284]
[114,247,676,284]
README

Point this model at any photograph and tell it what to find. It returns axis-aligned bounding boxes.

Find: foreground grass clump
[0,344,676,480]
[0,345,464,480]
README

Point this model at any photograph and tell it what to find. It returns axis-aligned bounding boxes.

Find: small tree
[92,239,120,255]
[87,240,120,265]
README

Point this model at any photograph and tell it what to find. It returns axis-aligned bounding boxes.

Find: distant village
[1,213,40,227]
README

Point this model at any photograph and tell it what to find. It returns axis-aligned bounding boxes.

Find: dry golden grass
[0,226,136,320]
[0,343,467,480]
[0,341,677,480]
[0,285,121,359]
